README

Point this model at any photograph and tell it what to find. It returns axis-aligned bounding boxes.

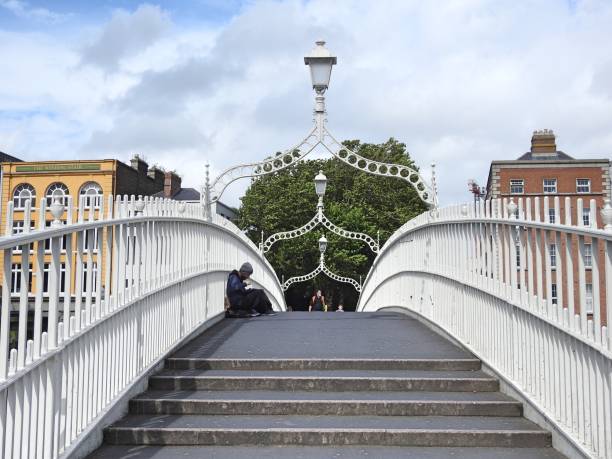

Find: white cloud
[80,4,170,72]
[1,0,612,208]
[0,0,67,22]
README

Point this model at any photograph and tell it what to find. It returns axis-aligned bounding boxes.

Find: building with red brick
[486,129,610,227]
[485,130,611,322]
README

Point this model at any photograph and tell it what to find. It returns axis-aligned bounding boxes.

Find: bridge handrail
[0,195,285,457]
[359,196,612,459]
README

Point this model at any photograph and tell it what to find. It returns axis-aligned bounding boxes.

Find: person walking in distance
[226,262,276,317]
[309,289,327,312]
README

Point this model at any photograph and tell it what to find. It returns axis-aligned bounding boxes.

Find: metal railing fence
[0,195,284,458]
[359,196,612,459]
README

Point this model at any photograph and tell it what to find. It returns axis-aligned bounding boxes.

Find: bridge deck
[89,312,566,458]
[171,311,471,360]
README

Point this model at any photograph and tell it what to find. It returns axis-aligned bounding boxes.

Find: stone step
[103,414,552,448]
[165,358,482,371]
[149,369,499,392]
[130,390,522,416]
[89,445,568,459]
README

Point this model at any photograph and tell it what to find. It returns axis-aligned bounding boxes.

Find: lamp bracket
[208,95,437,208]
[281,255,361,292]
[262,207,379,253]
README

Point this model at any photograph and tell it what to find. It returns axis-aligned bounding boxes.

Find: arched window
[12,183,36,209]
[45,182,69,207]
[79,182,103,209]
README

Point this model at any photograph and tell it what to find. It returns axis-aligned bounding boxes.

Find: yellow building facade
[0,157,166,299]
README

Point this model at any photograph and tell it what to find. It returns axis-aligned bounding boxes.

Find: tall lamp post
[206,41,437,215]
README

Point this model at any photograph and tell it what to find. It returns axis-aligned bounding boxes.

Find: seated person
[226,262,276,317]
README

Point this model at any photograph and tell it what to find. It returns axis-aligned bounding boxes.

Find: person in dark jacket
[226,262,276,317]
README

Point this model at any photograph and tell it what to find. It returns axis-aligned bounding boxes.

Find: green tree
[237,138,427,310]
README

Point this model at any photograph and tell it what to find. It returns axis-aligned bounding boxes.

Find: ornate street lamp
[304,40,337,95]
[314,170,327,197]
[318,235,328,254]
[207,40,437,213]
[260,172,380,253]
[314,170,327,208]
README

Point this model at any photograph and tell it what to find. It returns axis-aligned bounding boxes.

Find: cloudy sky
[1,0,611,207]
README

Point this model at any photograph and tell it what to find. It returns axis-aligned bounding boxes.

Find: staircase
[90,312,566,458]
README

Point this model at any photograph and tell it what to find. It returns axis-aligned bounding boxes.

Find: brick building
[485,130,611,322]
[486,130,611,227]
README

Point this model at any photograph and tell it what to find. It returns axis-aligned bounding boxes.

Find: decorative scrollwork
[321,263,361,292]
[322,129,436,207]
[208,94,437,208]
[209,126,319,202]
[262,211,379,254]
[319,214,379,253]
[282,264,323,291]
[262,215,318,252]
[281,257,361,293]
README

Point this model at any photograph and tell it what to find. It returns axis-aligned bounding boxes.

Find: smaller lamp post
[314,170,327,208]
[318,235,328,254]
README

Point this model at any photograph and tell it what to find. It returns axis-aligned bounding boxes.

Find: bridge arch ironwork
[205,41,437,215]
[282,252,361,293]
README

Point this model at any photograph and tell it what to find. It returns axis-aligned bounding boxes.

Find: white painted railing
[359,197,612,459]
[0,195,284,458]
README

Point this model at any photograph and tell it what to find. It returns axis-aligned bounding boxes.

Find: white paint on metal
[0,195,284,457]
[359,197,612,459]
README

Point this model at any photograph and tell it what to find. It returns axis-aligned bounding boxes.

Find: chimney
[531,129,557,156]
[164,171,181,198]
[148,166,165,187]
[130,154,149,175]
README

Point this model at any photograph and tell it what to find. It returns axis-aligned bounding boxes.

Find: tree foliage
[237,138,427,310]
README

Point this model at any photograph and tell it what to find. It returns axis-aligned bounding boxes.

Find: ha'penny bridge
[1,42,611,459]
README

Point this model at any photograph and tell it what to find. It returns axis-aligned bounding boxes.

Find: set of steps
[95,357,563,457]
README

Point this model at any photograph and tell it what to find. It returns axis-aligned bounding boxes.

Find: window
[45,183,69,207]
[42,262,67,295]
[582,208,591,227]
[10,263,33,294]
[12,183,36,209]
[82,228,99,252]
[583,243,592,268]
[551,283,558,305]
[12,220,35,253]
[79,182,103,209]
[576,179,591,194]
[543,179,557,194]
[44,220,68,253]
[549,243,557,268]
[510,179,524,194]
[81,262,99,294]
[548,208,556,224]
[515,243,521,269]
[585,283,593,313]
[13,220,36,234]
